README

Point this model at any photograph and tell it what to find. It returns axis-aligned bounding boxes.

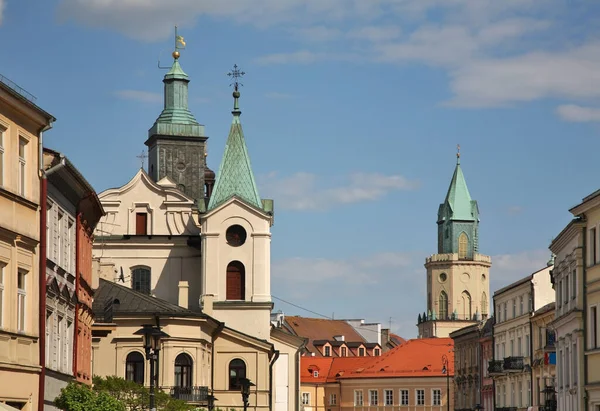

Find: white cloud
[556,104,600,123]
[259,171,419,211]
[290,26,342,42]
[348,26,402,42]
[490,249,551,291]
[114,89,162,103]
[273,251,415,285]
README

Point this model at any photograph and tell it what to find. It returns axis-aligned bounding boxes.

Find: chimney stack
[178,281,189,309]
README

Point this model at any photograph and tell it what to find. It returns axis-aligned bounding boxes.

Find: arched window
[461,291,472,320]
[439,291,449,320]
[125,351,144,384]
[132,267,151,295]
[458,233,468,259]
[174,353,193,388]
[229,359,246,390]
[226,261,245,301]
[481,292,488,317]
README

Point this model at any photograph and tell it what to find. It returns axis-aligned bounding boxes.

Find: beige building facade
[0,78,54,410]
[490,265,554,410]
[531,302,556,411]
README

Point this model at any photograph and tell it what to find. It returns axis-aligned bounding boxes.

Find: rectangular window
[526,334,530,357]
[341,347,347,357]
[359,347,365,356]
[539,327,543,349]
[354,390,363,406]
[511,383,515,406]
[18,137,26,196]
[557,281,562,308]
[572,270,577,299]
[497,305,502,322]
[432,389,441,406]
[0,126,5,186]
[0,263,4,328]
[502,342,506,358]
[384,389,393,406]
[301,392,310,405]
[67,319,73,372]
[416,389,425,406]
[17,270,26,332]
[593,227,598,265]
[537,377,541,405]
[527,380,531,406]
[329,394,337,405]
[566,346,570,387]
[512,299,516,318]
[57,210,64,266]
[324,346,331,357]
[558,350,563,388]
[520,296,524,315]
[369,390,378,406]
[503,303,507,321]
[510,340,514,356]
[592,306,598,349]
[45,310,52,367]
[565,274,570,304]
[136,212,148,235]
[374,348,380,356]
[518,337,522,356]
[57,315,64,371]
[401,390,409,406]
[528,293,533,312]
[573,342,578,385]
[518,381,522,407]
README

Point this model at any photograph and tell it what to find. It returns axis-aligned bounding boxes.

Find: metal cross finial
[227,64,245,91]
[136,150,148,169]
[457,144,461,158]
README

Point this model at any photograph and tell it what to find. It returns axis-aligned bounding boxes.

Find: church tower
[145,41,208,208]
[199,67,274,340]
[417,149,491,338]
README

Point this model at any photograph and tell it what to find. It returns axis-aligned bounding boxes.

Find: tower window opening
[458,232,468,259]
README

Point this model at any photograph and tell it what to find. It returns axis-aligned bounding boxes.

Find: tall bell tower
[417,148,491,338]
[145,30,209,208]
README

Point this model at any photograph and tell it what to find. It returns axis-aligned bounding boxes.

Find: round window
[226,225,247,247]
[439,273,447,282]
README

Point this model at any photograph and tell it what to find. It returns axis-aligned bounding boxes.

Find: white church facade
[90,43,304,411]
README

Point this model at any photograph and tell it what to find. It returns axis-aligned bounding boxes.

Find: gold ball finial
[172,50,180,59]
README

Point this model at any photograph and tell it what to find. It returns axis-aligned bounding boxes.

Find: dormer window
[341,347,347,357]
[359,347,365,356]
[324,346,331,357]
[374,348,380,356]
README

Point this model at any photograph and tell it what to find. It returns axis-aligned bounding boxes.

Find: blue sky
[3,0,600,339]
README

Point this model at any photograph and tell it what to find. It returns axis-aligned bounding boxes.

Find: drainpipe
[37,123,54,411]
[582,223,588,411]
[295,340,307,411]
[211,321,224,403]
[269,349,280,411]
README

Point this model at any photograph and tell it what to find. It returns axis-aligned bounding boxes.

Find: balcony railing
[488,360,504,375]
[503,356,524,372]
[495,407,517,411]
[169,386,209,403]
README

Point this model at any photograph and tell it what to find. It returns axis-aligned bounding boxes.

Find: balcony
[169,386,209,403]
[503,356,524,372]
[488,360,504,376]
[495,408,517,411]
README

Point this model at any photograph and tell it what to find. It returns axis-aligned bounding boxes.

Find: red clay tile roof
[301,357,334,384]
[285,316,367,355]
[326,357,375,382]
[337,338,454,379]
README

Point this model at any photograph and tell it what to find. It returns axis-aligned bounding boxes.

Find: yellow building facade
[0,78,54,410]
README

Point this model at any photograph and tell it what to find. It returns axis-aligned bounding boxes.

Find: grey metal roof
[93,278,203,318]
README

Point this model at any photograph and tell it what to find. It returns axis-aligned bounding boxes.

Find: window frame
[416,389,425,406]
[324,345,331,357]
[369,389,378,406]
[329,393,337,405]
[228,358,246,391]
[125,351,145,385]
[354,390,364,406]
[384,389,393,406]
[174,353,193,388]
[301,392,310,406]
[17,269,26,332]
[18,136,27,197]
[0,125,5,187]
[131,266,152,295]
[400,389,409,406]
[458,232,468,259]
[591,306,598,349]
[432,389,442,406]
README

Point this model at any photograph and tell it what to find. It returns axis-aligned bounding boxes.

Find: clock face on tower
[226,225,247,247]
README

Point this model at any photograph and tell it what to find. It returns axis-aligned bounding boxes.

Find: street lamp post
[134,324,170,411]
[441,354,450,411]
[240,377,255,411]
[207,392,218,411]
